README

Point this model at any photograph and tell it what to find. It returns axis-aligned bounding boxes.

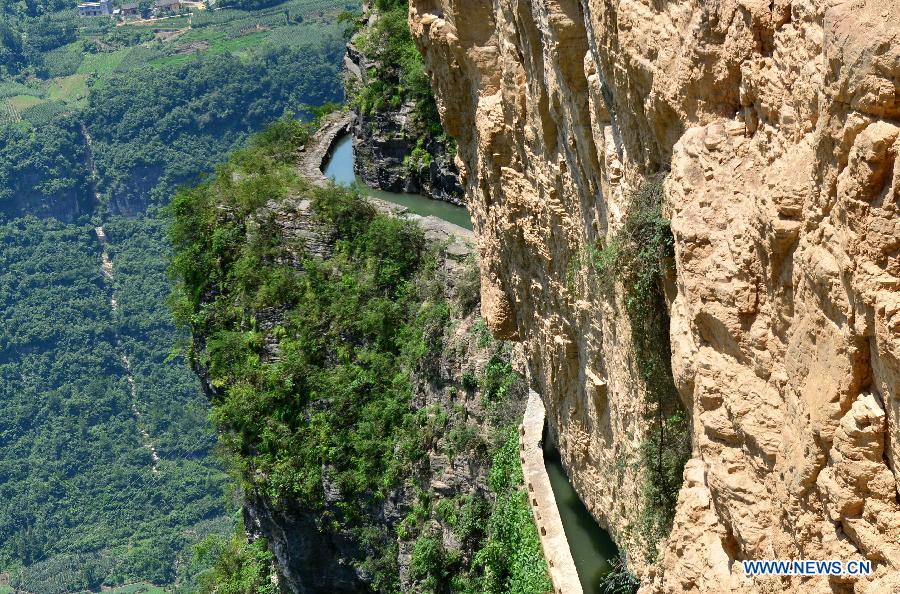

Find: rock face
[1,185,89,222]
[408,1,900,592]
[346,39,464,205]
[242,488,366,594]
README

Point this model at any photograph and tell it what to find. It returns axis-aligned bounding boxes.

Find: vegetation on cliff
[402,365,551,594]
[592,175,690,560]
[193,524,278,594]
[170,115,428,514]
[349,0,440,134]
[170,117,549,592]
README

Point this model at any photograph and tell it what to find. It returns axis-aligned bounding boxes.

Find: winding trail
[96,225,162,474]
[82,123,159,473]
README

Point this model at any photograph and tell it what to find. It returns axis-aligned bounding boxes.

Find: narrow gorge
[407,1,900,593]
[3,0,897,591]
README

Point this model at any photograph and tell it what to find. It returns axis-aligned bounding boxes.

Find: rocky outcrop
[346,29,464,205]
[409,1,900,592]
[2,184,89,222]
[195,117,534,592]
[242,489,366,594]
[351,100,463,204]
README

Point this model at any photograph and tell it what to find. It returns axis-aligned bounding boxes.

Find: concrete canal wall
[520,390,583,594]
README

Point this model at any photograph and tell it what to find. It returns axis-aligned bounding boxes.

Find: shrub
[455,255,481,315]
[446,423,480,458]
[409,535,447,590]
[599,555,640,594]
[470,318,494,348]
[460,369,478,392]
[194,530,277,594]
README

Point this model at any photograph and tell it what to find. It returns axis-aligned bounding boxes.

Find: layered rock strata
[408,1,900,592]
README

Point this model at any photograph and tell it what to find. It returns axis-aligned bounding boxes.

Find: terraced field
[0,0,347,128]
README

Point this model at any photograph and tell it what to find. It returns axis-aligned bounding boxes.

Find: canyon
[408,1,900,593]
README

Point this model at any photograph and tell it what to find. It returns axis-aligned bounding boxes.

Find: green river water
[323,134,473,230]
[544,434,620,592]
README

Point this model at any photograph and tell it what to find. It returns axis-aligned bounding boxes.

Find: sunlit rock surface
[408,1,900,591]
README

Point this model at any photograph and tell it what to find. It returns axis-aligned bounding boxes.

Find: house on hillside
[154,0,181,14]
[120,2,140,17]
[78,0,112,17]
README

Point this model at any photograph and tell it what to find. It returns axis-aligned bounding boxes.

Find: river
[322,134,473,230]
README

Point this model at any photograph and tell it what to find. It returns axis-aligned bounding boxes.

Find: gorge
[175,0,900,590]
[2,0,898,591]
[322,119,624,593]
[407,0,900,593]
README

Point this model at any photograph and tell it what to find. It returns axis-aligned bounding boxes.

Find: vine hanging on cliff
[592,174,691,561]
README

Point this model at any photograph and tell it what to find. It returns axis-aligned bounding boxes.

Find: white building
[78,0,112,17]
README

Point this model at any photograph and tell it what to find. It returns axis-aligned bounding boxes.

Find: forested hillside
[0,0,349,219]
[0,0,355,591]
[0,216,229,593]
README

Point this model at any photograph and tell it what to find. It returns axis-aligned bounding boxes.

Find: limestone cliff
[408,1,900,592]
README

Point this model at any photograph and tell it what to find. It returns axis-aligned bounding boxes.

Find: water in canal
[543,427,620,593]
[322,134,473,230]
